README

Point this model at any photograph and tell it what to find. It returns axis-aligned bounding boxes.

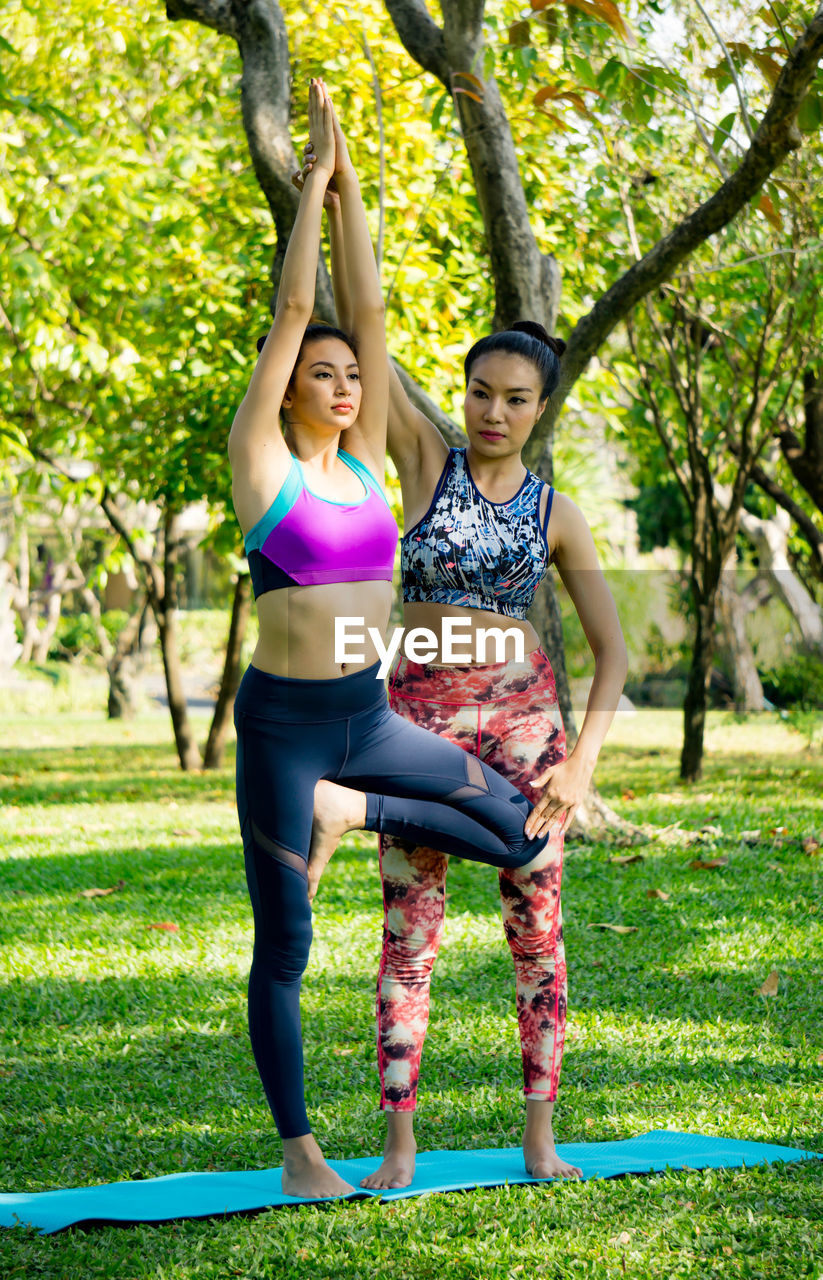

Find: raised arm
[228,81,335,536]
[318,85,388,478]
[311,134,448,489]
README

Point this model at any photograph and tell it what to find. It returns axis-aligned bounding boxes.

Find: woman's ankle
[282,1132,324,1168]
[385,1111,417,1150]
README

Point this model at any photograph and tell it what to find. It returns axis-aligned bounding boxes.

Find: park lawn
[0,700,821,1279]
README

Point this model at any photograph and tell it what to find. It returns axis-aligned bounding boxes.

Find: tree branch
[625,318,692,503]
[738,451,823,576]
[384,0,450,86]
[441,0,485,41]
[555,4,823,415]
[392,358,464,445]
[692,0,754,140]
[100,488,164,610]
[165,0,238,38]
[166,0,335,317]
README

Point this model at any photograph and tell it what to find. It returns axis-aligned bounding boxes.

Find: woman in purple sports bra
[229,81,568,1201]
[298,114,628,1191]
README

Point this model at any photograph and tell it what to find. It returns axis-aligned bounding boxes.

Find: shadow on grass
[3,835,821,1042]
[0,743,235,809]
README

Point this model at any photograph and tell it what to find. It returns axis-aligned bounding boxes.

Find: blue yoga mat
[1,1130,818,1234]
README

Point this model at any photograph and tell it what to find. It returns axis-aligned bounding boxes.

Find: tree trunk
[203,571,252,769]
[527,570,643,842]
[716,555,765,714]
[15,526,40,664]
[107,599,150,719]
[527,573,576,746]
[31,555,84,663]
[778,367,823,514]
[738,506,823,653]
[158,511,202,771]
[680,592,717,782]
[0,532,22,670]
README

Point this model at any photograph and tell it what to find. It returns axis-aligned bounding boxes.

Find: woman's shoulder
[544,491,599,566]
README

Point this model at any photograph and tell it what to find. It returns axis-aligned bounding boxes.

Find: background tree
[0,1,272,765]
[4,0,823,785]
[624,239,818,778]
[164,0,823,805]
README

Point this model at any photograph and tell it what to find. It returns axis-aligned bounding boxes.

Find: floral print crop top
[400,448,554,621]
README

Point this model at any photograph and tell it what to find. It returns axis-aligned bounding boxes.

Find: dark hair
[256,323,357,367]
[464,321,565,400]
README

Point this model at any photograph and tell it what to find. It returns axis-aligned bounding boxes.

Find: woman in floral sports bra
[299,125,628,1190]
[229,82,567,1203]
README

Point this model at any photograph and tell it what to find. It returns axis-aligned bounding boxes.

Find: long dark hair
[464,321,565,400]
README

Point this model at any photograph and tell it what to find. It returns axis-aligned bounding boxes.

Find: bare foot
[361,1114,417,1190]
[524,1138,583,1180]
[523,1100,582,1180]
[308,780,366,902]
[281,1134,354,1199]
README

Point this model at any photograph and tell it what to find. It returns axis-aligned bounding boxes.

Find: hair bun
[510,320,566,357]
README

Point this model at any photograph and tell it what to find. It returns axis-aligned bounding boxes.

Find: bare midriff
[253,580,394,679]
[402,601,541,667]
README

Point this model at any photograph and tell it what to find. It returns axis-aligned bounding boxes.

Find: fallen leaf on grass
[172,828,199,839]
[609,853,644,865]
[723,1246,733,1256]
[802,837,820,856]
[621,789,636,801]
[767,863,784,873]
[646,888,671,900]
[740,830,762,844]
[147,922,180,933]
[78,880,126,899]
[758,970,779,997]
[588,922,638,934]
[334,1047,356,1057]
[689,856,728,870]
[610,1230,632,1246]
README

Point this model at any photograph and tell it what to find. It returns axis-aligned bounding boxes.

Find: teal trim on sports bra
[244,458,302,554]
[338,450,392,508]
[243,451,389,554]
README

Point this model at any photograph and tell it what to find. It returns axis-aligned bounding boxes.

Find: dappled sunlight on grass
[0,704,820,1275]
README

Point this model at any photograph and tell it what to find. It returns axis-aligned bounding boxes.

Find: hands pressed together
[296,78,350,204]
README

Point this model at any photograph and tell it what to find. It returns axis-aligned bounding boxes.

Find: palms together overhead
[306,78,335,175]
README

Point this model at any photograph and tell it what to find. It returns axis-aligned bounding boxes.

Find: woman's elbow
[352,299,386,328]
[592,629,628,674]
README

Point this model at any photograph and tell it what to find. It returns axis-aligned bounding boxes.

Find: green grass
[0,697,821,1278]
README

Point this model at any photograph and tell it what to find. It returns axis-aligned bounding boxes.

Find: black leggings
[234,661,549,1139]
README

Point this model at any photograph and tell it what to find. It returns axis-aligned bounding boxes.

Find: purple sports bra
[244,450,398,599]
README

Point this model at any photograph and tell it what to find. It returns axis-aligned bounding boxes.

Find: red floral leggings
[377,647,568,1110]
